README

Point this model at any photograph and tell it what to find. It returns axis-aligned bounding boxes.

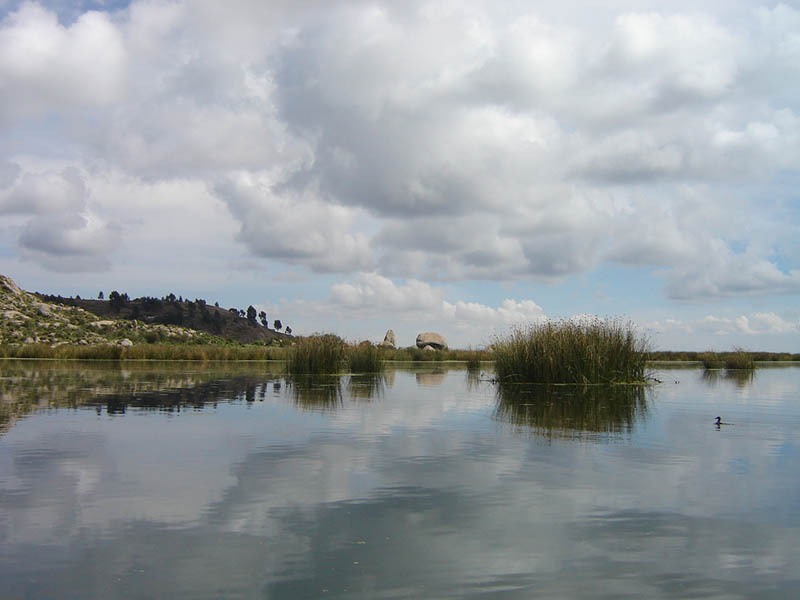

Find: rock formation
[416,332,447,351]
[379,329,396,348]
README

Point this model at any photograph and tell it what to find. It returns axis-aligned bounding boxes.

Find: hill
[1,274,291,347]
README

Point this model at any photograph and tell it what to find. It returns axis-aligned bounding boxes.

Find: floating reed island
[492,318,650,385]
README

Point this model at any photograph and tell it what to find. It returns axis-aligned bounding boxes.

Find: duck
[714,416,731,426]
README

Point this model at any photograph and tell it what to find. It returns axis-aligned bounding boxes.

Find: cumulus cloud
[0,2,126,120]
[287,272,545,346]
[662,242,800,299]
[648,312,799,337]
[18,212,119,271]
[214,172,373,273]
[0,0,798,336]
[0,164,118,271]
[0,165,86,215]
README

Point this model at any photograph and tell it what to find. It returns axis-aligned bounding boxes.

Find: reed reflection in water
[494,383,649,438]
[288,374,389,411]
[347,373,387,400]
[701,368,756,389]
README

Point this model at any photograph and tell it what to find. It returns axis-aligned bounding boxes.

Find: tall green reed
[492,318,649,384]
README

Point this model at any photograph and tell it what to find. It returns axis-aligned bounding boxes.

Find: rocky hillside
[1,275,285,347]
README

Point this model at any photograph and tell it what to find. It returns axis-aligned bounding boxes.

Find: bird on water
[714,416,732,426]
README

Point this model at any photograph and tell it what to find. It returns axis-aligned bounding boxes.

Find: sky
[0,0,798,351]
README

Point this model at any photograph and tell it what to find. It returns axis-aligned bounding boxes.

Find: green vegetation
[698,351,726,369]
[0,343,289,361]
[287,334,347,375]
[700,348,755,370]
[649,350,800,362]
[347,342,385,373]
[724,348,756,370]
[465,353,482,372]
[379,346,493,363]
[491,318,650,385]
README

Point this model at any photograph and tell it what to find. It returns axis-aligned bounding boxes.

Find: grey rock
[379,329,396,349]
[0,275,23,296]
[3,310,28,321]
[120,338,133,347]
[37,303,52,317]
[416,332,447,351]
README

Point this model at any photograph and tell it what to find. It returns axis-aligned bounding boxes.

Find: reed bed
[380,347,493,363]
[465,353,482,372]
[0,343,124,360]
[650,350,800,362]
[699,349,755,370]
[724,348,755,370]
[286,334,346,375]
[492,318,649,385]
[0,343,286,361]
[346,342,385,373]
[698,351,726,369]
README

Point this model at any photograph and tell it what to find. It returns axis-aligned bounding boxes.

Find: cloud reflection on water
[1,362,799,599]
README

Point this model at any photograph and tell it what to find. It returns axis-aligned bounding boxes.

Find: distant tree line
[37,290,293,337]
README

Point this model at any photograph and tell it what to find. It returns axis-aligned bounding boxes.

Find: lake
[1,360,799,599]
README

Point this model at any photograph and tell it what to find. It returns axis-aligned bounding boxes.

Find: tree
[109,290,125,311]
[273,319,282,331]
[259,311,268,328]
[247,305,257,321]
[285,326,292,335]
[98,291,104,300]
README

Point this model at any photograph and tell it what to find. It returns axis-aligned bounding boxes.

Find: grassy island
[492,318,650,385]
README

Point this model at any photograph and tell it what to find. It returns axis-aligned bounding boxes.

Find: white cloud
[0,0,798,348]
[284,272,545,347]
[18,211,119,271]
[214,172,374,273]
[649,312,799,337]
[0,2,126,120]
[0,165,86,215]
[662,242,800,299]
[0,164,119,271]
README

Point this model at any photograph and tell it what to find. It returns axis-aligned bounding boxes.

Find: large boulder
[0,275,23,296]
[379,329,396,349]
[416,332,447,351]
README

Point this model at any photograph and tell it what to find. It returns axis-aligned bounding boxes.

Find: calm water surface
[1,360,799,598]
